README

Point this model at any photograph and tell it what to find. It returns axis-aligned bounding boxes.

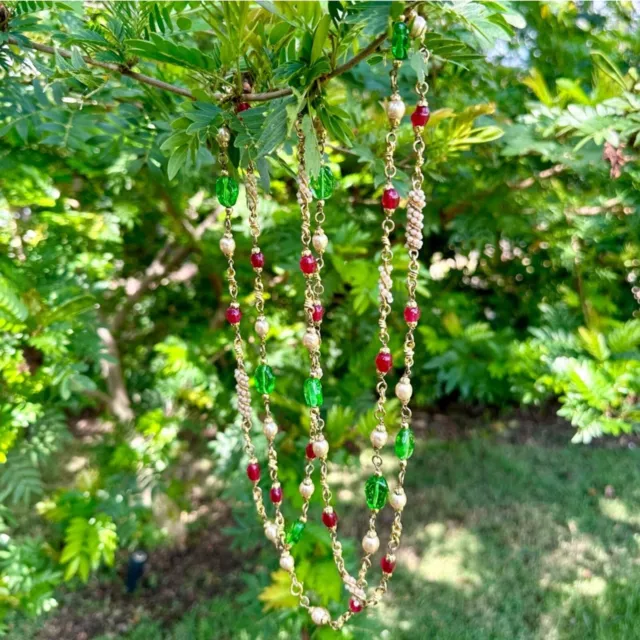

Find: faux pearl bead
[389,488,407,511]
[362,533,380,554]
[302,330,320,350]
[411,15,427,39]
[370,429,388,449]
[255,317,269,338]
[386,96,406,123]
[264,522,278,543]
[263,418,278,441]
[219,235,235,256]
[312,438,329,459]
[395,377,413,403]
[312,231,328,253]
[299,481,315,499]
[311,607,330,626]
[280,552,295,572]
[216,127,230,145]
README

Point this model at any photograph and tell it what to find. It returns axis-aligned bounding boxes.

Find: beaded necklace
[218,12,429,631]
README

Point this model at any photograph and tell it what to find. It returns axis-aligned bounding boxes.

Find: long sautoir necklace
[218,13,429,630]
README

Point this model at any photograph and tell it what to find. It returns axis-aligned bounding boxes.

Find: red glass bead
[270,485,283,503]
[299,254,317,275]
[236,102,251,113]
[349,597,364,613]
[382,187,400,210]
[305,442,316,459]
[312,304,324,323]
[322,509,338,528]
[246,462,261,482]
[226,306,242,324]
[375,350,393,373]
[404,305,421,324]
[380,555,396,574]
[411,105,430,127]
[251,252,265,269]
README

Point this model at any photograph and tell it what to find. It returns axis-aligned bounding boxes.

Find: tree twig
[8,25,390,104]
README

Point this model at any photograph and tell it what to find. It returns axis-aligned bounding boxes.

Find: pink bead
[270,485,282,503]
[299,254,317,275]
[349,597,363,613]
[382,188,400,210]
[236,102,250,113]
[322,509,338,528]
[312,304,324,322]
[404,305,421,324]
[380,555,396,574]
[226,306,242,324]
[411,105,430,127]
[251,252,265,269]
[305,442,316,459]
[246,462,261,482]
[375,351,393,373]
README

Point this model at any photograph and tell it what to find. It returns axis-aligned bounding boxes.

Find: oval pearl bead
[410,15,427,39]
[302,330,320,350]
[362,533,380,555]
[312,231,328,253]
[312,438,329,459]
[370,429,388,449]
[219,235,235,256]
[299,481,315,499]
[264,521,279,543]
[255,317,269,338]
[395,377,413,403]
[280,552,294,572]
[386,97,406,123]
[311,607,330,626]
[263,418,278,441]
[389,488,407,511]
[216,127,230,145]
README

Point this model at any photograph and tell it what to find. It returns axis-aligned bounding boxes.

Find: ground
[8,416,640,640]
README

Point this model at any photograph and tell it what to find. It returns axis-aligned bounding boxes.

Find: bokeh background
[0,1,639,638]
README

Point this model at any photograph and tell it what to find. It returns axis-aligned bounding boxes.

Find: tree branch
[8,25,390,104]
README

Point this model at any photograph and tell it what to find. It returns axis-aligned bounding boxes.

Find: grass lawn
[11,432,640,640]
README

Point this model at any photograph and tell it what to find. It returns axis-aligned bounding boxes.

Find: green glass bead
[391,22,410,60]
[255,364,276,394]
[286,520,305,545]
[365,474,389,510]
[310,166,335,200]
[216,175,239,207]
[303,377,323,407]
[395,428,415,460]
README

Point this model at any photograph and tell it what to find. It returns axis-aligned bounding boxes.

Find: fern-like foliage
[0,276,28,332]
[60,515,118,582]
[0,453,43,505]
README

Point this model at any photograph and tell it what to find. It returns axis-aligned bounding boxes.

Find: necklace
[219,13,429,630]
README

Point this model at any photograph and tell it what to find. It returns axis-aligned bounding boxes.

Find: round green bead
[395,428,415,460]
[391,22,410,60]
[365,474,389,510]
[216,175,239,207]
[286,520,305,545]
[310,166,335,200]
[303,377,323,407]
[255,364,276,394]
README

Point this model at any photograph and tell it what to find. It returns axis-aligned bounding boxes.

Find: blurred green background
[0,1,639,638]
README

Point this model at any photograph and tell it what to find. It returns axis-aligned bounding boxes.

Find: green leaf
[301,114,321,179]
[311,15,331,64]
[168,147,188,179]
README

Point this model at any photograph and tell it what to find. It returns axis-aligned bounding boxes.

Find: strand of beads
[216,128,273,541]
[244,160,290,543]
[360,23,431,612]
[217,127,326,621]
